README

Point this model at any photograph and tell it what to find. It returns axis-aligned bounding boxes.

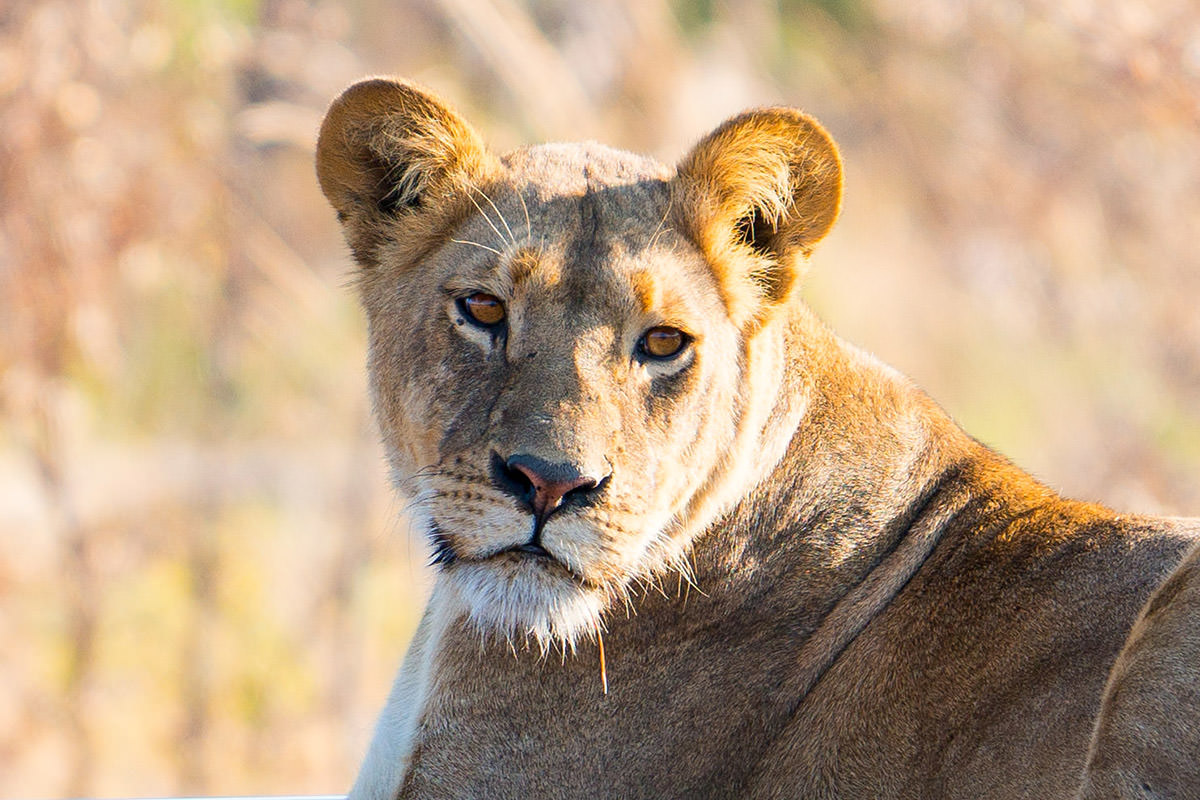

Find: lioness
[316,78,1200,799]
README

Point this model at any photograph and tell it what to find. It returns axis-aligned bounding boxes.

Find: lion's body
[316,78,1200,799]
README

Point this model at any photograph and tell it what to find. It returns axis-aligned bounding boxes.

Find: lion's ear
[316,78,494,267]
[674,108,842,324]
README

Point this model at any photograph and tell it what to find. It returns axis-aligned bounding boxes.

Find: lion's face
[317,79,842,645]
[366,149,745,643]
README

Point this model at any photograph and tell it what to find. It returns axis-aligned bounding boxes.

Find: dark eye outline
[457,292,507,329]
[637,326,692,362]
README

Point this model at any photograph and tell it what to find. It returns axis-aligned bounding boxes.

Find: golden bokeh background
[2,0,1198,795]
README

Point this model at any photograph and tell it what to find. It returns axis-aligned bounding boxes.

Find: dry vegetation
[1,0,1198,795]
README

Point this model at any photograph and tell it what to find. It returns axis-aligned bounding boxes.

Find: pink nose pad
[508,461,598,518]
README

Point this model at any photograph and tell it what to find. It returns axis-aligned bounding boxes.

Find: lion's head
[316,78,842,646]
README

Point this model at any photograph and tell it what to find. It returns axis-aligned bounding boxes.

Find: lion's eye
[638,326,689,360]
[459,293,506,327]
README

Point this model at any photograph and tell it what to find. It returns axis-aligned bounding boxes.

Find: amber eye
[460,293,506,327]
[639,326,689,360]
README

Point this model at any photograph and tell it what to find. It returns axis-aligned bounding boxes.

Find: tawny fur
[1075,541,1200,798]
[316,77,1200,799]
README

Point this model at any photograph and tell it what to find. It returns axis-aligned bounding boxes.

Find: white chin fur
[446,558,606,649]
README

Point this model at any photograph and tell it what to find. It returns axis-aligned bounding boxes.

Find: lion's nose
[493,453,607,519]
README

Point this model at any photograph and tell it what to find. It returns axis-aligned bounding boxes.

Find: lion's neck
[684,310,985,626]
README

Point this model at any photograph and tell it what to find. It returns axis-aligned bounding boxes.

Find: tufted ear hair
[316,77,496,268]
[673,108,842,326]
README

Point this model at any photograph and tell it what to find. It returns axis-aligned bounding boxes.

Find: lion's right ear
[316,78,494,267]
[674,108,842,327]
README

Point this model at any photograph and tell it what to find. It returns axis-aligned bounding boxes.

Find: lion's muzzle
[490,451,610,525]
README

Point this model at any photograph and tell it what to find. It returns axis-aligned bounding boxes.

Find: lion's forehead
[449,145,717,325]
[491,143,676,244]
[488,240,721,344]
[501,141,674,190]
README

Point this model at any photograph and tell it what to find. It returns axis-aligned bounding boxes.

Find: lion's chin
[445,554,607,649]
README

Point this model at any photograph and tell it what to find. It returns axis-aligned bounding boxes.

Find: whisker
[396,493,431,520]
[472,185,517,247]
[390,465,451,497]
[464,184,512,249]
[647,191,675,251]
[516,186,532,244]
[451,237,503,257]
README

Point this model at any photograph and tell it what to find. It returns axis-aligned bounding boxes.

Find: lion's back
[746,504,1200,799]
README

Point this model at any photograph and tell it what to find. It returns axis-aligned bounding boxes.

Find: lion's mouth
[428,521,595,586]
[430,523,557,567]
[509,542,552,558]
[492,541,589,583]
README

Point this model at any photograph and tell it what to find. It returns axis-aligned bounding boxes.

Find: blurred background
[2,0,1198,795]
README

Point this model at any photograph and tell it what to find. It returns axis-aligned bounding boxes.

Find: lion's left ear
[674,108,842,325]
[316,77,496,269]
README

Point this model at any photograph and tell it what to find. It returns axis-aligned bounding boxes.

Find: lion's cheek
[426,499,532,560]
[620,377,734,514]
[364,312,443,466]
[369,370,438,484]
[369,323,504,483]
[542,514,639,587]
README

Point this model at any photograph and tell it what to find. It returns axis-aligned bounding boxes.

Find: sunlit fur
[317,79,836,650]
[318,78,1200,800]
